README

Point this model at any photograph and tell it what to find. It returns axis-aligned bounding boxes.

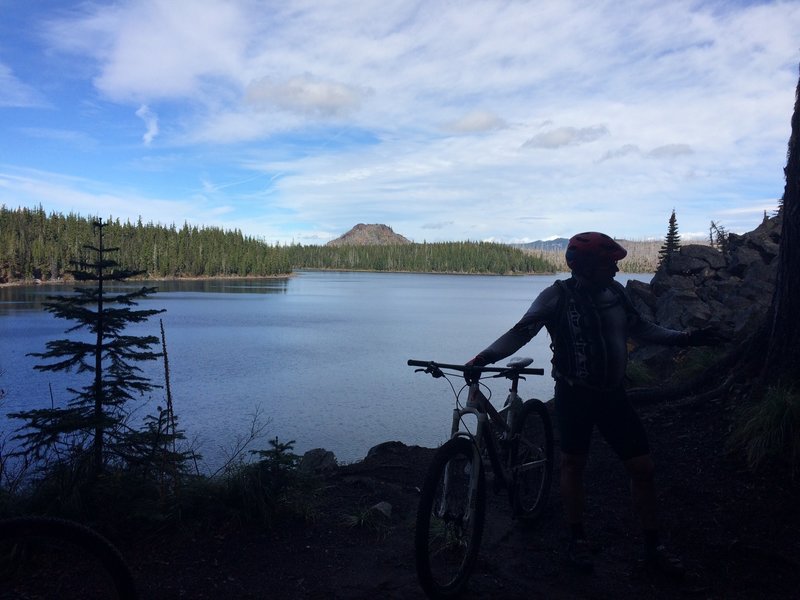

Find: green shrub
[179,437,321,528]
[625,359,658,387]
[672,348,719,383]
[728,385,800,473]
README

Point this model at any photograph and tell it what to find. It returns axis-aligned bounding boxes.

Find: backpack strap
[607,280,640,321]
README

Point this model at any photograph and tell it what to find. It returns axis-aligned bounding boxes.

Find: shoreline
[1,267,658,289]
[0,273,296,288]
[0,269,560,287]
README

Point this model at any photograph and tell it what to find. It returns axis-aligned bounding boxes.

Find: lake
[0,271,650,469]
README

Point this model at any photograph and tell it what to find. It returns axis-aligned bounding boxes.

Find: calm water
[0,271,648,468]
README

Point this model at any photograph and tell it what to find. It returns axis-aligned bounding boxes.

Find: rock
[366,441,408,461]
[327,224,412,246]
[683,244,727,269]
[664,245,724,275]
[627,212,782,364]
[728,245,765,277]
[300,448,338,474]
[626,279,657,320]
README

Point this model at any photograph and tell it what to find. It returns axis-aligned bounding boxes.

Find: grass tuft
[728,385,800,473]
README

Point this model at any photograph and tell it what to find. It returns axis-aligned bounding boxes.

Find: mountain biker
[467,232,720,576]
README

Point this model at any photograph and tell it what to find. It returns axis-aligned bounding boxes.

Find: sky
[0,1,798,245]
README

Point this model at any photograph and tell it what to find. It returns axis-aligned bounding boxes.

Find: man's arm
[629,317,688,346]
[470,284,561,365]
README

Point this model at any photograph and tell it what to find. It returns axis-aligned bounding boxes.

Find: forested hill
[0,206,556,282]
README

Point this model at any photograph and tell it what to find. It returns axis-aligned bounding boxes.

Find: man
[467,232,718,575]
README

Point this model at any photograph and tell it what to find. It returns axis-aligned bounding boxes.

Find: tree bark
[764,65,800,386]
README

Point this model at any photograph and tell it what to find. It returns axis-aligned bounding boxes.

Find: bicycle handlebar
[407,359,545,377]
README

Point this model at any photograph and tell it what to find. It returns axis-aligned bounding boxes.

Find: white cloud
[19,128,96,150]
[598,144,641,162]
[443,110,508,134]
[0,63,46,108]
[135,104,159,145]
[647,144,694,159]
[523,125,609,149]
[245,75,366,118]
[1,0,796,244]
[44,0,250,102]
[421,221,455,230]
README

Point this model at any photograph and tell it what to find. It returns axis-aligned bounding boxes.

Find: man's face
[583,260,618,288]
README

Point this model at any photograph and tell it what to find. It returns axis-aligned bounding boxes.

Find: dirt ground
[121,392,799,599]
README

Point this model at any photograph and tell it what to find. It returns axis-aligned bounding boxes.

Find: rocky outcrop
[300,448,338,474]
[326,224,411,246]
[626,214,781,362]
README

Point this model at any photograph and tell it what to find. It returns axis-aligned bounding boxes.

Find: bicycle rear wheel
[0,516,138,600]
[510,399,554,521]
[415,436,485,599]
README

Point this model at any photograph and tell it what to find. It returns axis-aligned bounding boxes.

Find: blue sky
[0,0,798,245]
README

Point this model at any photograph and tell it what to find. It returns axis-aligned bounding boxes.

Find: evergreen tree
[658,209,681,268]
[11,220,165,476]
[709,220,729,253]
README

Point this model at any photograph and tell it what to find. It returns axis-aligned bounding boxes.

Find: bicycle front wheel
[415,436,485,599]
[510,399,554,521]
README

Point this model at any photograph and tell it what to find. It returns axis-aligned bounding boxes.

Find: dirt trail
[123,395,799,599]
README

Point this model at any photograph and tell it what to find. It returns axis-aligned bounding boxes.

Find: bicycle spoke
[416,438,485,598]
[511,400,554,521]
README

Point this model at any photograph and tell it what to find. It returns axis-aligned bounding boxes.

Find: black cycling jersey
[477,276,686,389]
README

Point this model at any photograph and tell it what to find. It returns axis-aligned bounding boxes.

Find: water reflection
[0,278,290,315]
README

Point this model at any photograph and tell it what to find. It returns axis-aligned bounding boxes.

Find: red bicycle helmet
[565,232,627,271]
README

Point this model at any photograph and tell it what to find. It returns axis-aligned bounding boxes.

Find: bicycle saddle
[506,357,533,368]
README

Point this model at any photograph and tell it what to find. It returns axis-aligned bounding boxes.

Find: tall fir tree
[658,209,681,268]
[12,220,165,476]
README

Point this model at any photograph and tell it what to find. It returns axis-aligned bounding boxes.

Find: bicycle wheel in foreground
[0,516,138,600]
[511,398,554,521]
[415,436,485,599]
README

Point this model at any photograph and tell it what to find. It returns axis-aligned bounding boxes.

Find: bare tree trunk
[764,65,800,385]
[94,221,105,475]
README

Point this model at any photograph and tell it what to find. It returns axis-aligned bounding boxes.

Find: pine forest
[0,205,556,282]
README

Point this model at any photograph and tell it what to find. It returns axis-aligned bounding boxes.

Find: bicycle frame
[450,378,524,502]
[411,357,552,598]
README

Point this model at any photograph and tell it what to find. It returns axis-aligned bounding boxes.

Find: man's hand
[464,354,487,384]
[685,326,728,346]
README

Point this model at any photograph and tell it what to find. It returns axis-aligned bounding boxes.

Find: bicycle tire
[510,399,554,521]
[0,516,138,600]
[415,437,485,599]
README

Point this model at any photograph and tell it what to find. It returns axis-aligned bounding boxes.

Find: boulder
[627,213,782,363]
[366,441,408,462]
[299,448,338,474]
[664,245,725,275]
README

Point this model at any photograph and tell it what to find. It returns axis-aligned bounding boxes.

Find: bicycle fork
[453,384,518,505]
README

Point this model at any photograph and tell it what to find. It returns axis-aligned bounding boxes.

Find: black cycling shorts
[554,380,649,460]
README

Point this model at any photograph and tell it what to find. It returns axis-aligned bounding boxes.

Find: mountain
[326,223,412,246]
[516,238,570,251]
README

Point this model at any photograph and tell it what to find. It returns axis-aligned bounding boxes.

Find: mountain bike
[0,516,138,599]
[408,357,554,599]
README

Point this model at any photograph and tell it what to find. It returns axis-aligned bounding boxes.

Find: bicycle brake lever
[429,366,444,378]
[416,365,444,378]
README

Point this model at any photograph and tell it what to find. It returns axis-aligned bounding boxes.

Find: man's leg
[561,452,594,572]
[624,453,684,576]
[624,453,657,531]
[561,452,588,528]
[554,381,596,572]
